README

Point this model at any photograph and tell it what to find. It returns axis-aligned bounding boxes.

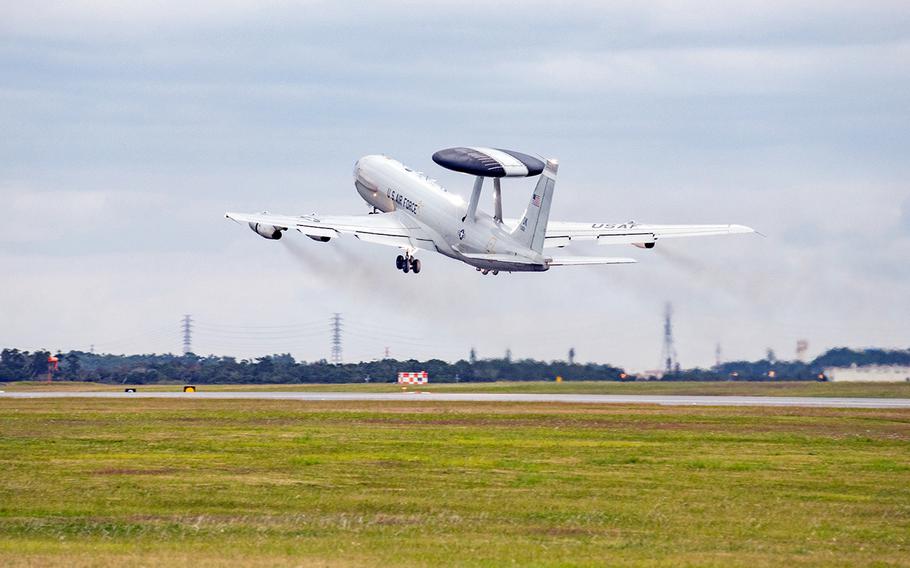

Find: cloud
[510,41,910,97]
[4,1,909,45]
[1,2,908,369]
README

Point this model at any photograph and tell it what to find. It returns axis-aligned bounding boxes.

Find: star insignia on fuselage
[457,228,465,240]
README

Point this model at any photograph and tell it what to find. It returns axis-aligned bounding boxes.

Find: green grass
[0,399,908,566]
[5,379,910,398]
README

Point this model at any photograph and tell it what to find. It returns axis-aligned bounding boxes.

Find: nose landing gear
[396,254,421,275]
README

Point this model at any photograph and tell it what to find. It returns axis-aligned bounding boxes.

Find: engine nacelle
[632,242,656,249]
[307,234,331,242]
[249,222,283,240]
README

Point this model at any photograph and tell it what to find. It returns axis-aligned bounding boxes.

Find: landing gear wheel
[396,255,405,270]
[492,270,499,275]
[410,258,421,274]
[402,260,410,273]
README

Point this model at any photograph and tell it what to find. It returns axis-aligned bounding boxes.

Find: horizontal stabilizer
[548,256,637,266]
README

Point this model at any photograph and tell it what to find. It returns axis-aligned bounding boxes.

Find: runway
[2,391,910,408]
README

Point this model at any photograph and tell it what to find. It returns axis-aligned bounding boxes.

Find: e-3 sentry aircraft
[226,147,753,275]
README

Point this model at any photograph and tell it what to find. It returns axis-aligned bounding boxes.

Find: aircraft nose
[354,155,385,184]
[353,155,377,180]
[353,156,382,200]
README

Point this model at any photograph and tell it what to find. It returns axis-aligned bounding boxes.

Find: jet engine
[632,242,656,249]
[249,222,283,240]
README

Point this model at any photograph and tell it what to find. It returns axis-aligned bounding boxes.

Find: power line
[90,323,178,350]
[342,328,453,348]
[191,328,329,339]
[193,320,328,331]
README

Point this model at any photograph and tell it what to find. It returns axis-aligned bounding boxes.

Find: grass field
[5,379,910,398]
[1,398,908,566]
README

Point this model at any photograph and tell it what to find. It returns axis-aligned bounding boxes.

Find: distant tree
[58,351,82,381]
[812,347,910,369]
[29,350,50,379]
[3,344,907,385]
[0,348,30,380]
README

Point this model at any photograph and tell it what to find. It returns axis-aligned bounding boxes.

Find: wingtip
[737,225,767,238]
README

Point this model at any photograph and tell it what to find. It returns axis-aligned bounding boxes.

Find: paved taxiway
[2,391,909,408]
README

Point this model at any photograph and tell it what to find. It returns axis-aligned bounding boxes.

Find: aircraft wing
[460,252,541,265]
[225,210,433,250]
[541,221,754,248]
[460,253,636,268]
[547,256,637,266]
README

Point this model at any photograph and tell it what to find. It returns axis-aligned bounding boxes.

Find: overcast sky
[1,1,908,371]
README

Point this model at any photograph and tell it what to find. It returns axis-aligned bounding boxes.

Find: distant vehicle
[226,147,753,275]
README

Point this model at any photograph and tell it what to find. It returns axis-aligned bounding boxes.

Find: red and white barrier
[397,371,428,385]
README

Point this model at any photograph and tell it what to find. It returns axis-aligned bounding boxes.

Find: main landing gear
[476,267,500,276]
[396,254,421,275]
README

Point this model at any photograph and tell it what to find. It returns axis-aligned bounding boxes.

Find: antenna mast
[182,314,193,355]
[331,313,343,364]
[660,303,678,375]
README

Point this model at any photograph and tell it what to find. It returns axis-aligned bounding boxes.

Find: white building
[824,364,910,382]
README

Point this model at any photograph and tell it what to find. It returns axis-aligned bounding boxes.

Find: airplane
[226,147,754,275]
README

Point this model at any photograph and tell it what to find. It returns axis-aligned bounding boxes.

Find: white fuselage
[353,155,547,271]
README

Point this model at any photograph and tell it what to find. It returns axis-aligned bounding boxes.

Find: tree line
[1,347,908,384]
[0,349,623,384]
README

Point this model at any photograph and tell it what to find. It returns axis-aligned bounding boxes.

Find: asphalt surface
[2,391,909,408]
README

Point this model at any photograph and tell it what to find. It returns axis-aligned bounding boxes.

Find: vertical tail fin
[510,158,557,253]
